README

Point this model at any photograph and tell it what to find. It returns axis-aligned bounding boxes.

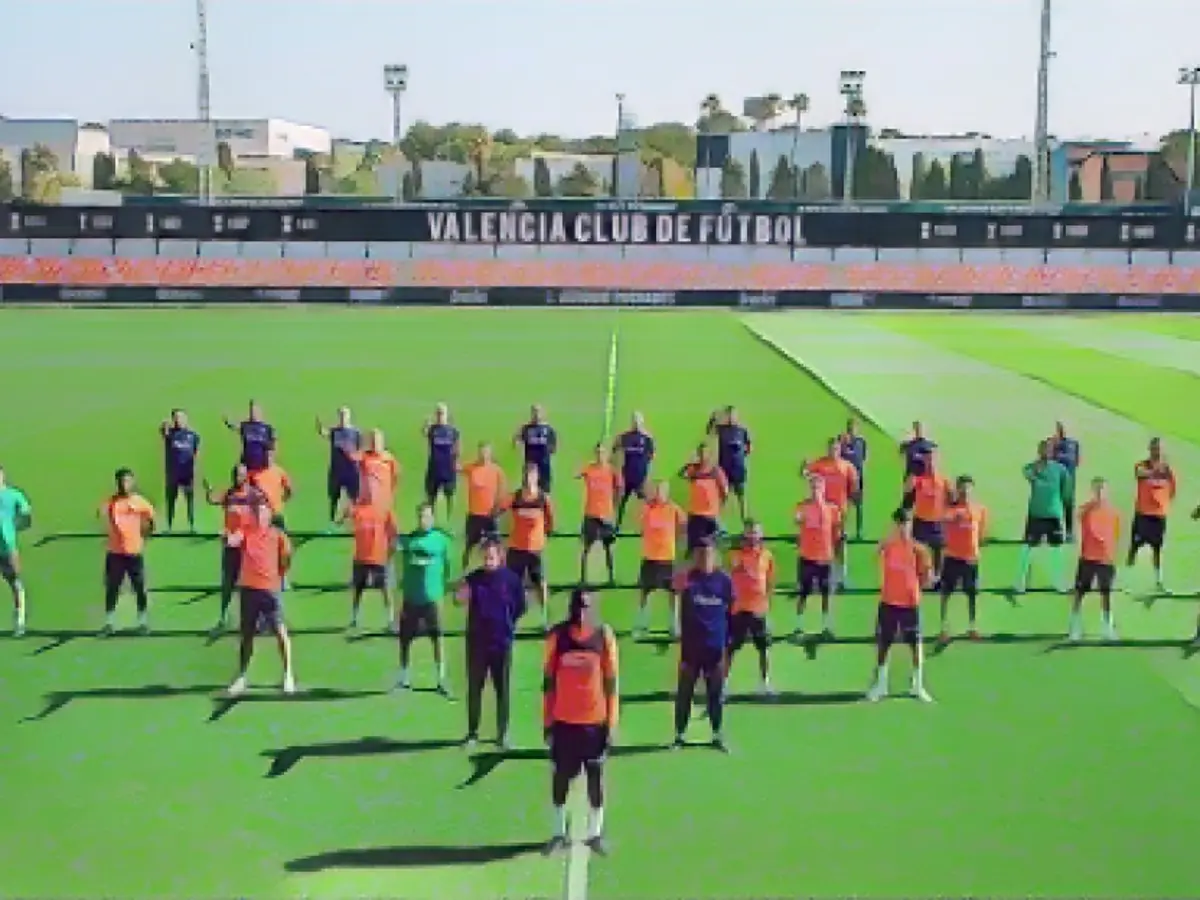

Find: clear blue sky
[1,0,1195,142]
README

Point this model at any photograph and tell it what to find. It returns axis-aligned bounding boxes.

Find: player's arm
[201,479,223,506]
[612,468,624,499]
[766,554,777,599]
[541,633,559,739]
[601,626,620,738]
[281,471,294,503]
[547,426,558,457]
[336,499,353,526]
[315,416,329,439]
[544,497,556,535]
[901,475,917,509]
[980,507,990,543]
[141,502,156,537]
[1021,461,1039,482]
[1167,467,1178,498]
[222,414,238,432]
[454,578,471,606]
[385,513,399,549]
[705,412,720,436]
[743,429,752,456]
[716,468,729,502]
[279,533,293,576]
[677,460,693,479]
[14,492,32,531]
[917,546,935,589]
[512,424,524,449]
[1134,461,1154,480]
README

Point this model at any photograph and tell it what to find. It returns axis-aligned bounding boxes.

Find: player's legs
[264,594,295,694]
[126,555,149,630]
[852,485,865,540]
[379,574,397,633]
[464,646,486,745]
[180,471,196,531]
[326,472,342,525]
[2,551,26,635]
[750,618,772,693]
[938,558,961,641]
[702,656,727,747]
[348,564,368,629]
[545,723,583,853]
[397,606,416,688]
[731,478,749,525]
[1069,561,1090,641]
[427,605,448,692]
[794,559,813,640]
[1063,482,1076,542]
[578,522,597,585]
[165,476,180,531]
[672,660,700,746]
[964,563,980,637]
[600,525,616,585]
[901,611,931,701]
[615,481,641,530]
[529,555,550,631]
[867,604,898,701]
[228,588,260,695]
[102,552,124,632]
[818,562,834,635]
[583,755,607,850]
[216,546,240,633]
[1098,565,1117,640]
[488,649,513,748]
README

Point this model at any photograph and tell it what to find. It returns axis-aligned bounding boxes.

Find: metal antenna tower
[195,0,214,203]
[1033,0,1053,203]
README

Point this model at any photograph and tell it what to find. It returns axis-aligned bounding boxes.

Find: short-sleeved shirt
[1134,461,1176,517]
[520,423,558,467]
[902,437,937,477]
[399,527,452,604]
[907,471,950,522]
[328,426,361,472]
[503,489,554,552]
[1079,500,1120,564]
[839,434,868,474]
[729,545,775,616]
[640,500,686,562]
[714,423,751,473]
[808,457,859,509]
[796,499,841,563]
[104,493,155,555]
[879,536,931,608]
[615,430,655,479]
[462,461,505,516]
[580,463,622,521]
[238,524,291,591]
[0,486,32,552]
[426,424,460,476]
[239,420,276,471]
[943,502,987,563]
[216,485,260,540]
[355,450,399,508]
[250,466,292,514]
[543,623,619,728]
[1052,438,1080,474]
[675,568,734,650]
[683,464,727,518]
[1024,460,1069,519]
[163,427,200,471]
[351,503,398,565]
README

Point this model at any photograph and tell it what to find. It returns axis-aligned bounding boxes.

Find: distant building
[108,118,331,162]
[515,152,614,192]
[0,117,111,188]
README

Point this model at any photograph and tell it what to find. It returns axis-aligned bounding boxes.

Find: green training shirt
[1023,460,1068,519]
[0,486,32,554]
[398,528,451,605]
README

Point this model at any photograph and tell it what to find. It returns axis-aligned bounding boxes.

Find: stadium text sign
[424,209,803,245]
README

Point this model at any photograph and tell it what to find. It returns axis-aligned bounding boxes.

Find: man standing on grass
[459,443,506,569]
[1129,438,1176,594]
[0,466,33,636]
[422,403,460,521]
[159,409,200,533]
[1071,478,1120,643]
[706,406,752,526]
[938,476,988,644]
[726,520,777,697]
[456,538,526,749]
[613,411,655,530]
[672,540,733,752]
[1015,439,1070,595]
[803,438,858,592]
[316,406,361,529]
[351,429,400,514]
[224,401,275,474]
[340,482,399,633]
[633,481,686,639]
[866,508,934,703]
[515,404,558,494]
[203,465,261,636]
[794,475,841,641]
[396,503,452,695]
[225,499,295,696]
[577,444,622,587]
[839,418,868,541]
[99,468,156,635]
[500,465,555,631]
[1049,421,1081,541]
[679,444,729,551]
[899,421,936,481]
[904,449,951,589]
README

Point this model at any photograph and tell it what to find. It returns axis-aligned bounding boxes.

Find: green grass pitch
[3,307,1200,899]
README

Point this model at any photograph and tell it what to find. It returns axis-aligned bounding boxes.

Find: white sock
[137,610,148,626]
[541,602,550,627]
[1154,565,1164,586]
[1016,546,1032,589]
[588,806,605,839]
[840,562,850,589]
[104,611,115,627]
[912,666,924,689]
[398,666,409,684]
[553,805,567,838]
[436,656,446,683]
[822,610,833,632]
[874,664,887,687]
[1069,609,1082,634]
[635,605,648,629]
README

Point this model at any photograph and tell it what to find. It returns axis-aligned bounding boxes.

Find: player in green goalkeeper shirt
[0,466,33,636]
[1015,439,1070,594]
[395,503,453,695]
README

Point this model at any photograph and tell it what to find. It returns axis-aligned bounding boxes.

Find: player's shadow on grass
[618,689,859,707]
[458,743,664,789]
[1044,638,1196,656]
[1138,591,1200,609]
[346,628,545,644]
[285,841,544,872]
[208,688,386,722]
[261,736,461,778]
[24,683,225,722]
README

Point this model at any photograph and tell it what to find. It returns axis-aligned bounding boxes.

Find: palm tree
[764,92,784,129]
[788,92,810,192]
[469,133,492,195]
[699,94,723,133]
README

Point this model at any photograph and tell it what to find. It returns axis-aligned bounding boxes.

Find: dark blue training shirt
[1052,437,1080,473]
[521,423,557,468]
[163,427,200,473]
[678,568,734,651]
[427,423,460,478]
[328,425,361,472]
[840,434,868,474]
[239,420,276,471]
[464,567,527,653]
[901,437,936,477]
[617,429,655,483]
[714,423,751,475]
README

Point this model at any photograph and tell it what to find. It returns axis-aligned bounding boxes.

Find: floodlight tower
[1033,0,1053,204]
[838,70,866,204]
[194,0,213,203]
[384,64,409,201]
[1179,66,1200,215]
[615,93,626,197]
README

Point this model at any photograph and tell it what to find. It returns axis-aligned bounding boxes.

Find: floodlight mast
[615,93,625,198]
[838,70,866,205]
[1179,66,1200,216]
[1033,0,1053,204]
[384,64,409,202]
[195,0,213,204]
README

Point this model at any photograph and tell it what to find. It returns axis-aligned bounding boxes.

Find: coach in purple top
[455,537,527,750]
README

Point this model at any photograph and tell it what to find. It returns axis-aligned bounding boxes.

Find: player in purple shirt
[514,404,558,494]
[612,412,656,530]
[673,540,734,752]
[159,408,201,533]
[423,403,461,520]
[316,406,361,527]
[223,401,276,474]
[839,417,869,540]
[899,421,936,481]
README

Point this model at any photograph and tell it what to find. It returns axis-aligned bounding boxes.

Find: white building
[515,152,614,191]
[0,118,111,188]
[876,135,1036,196]
[108,118,331,163]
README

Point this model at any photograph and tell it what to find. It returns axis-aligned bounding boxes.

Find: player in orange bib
[937,475,988,644]
[351,429,400,513]
[248,449,293,528]
[99,468,157,635]
[679,444,729,550]
[1128,437,1176,593]
[542,587,619,858]
[1071,477,1120,642]
[726,520,777,696]
[803,438,858,591]
[904,448,951,585]
[793,474,842,639]
[634,480,686,638]
[577,444,623,586]
[866,508,934,703]
[203,464,263,635]
[500,465,556,630]
[339,481,399,633]
[458,442,506,569]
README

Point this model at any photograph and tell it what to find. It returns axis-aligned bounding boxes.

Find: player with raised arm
[223,401,275,474]
[351,429,400,513]
[938,476,988,644]
[839,417,869,540]
[499,465,555,631]
[396,503,452,694]
[794,474,841,640]
[0,466,33,636]
[224,498,295,696]
[578,444,622,586]
[899,421,936,481]
[1050,421,1082,541]
[160,409,200,533]
[803,438,858,592]
[726,520,777,697]
[316,406,361,528]
[904,448,951,587]
[458,442,506,569]
[866,508,935,703]
[99,468,156,635]
[422,403,460,521]
[203,464,261,635]
[633,481,686,639]
[1071,478,1120,643]
[680,444,728,551]
[542,587,619,857]
[1129,438,1176,593]
[249,448,293,529]
[515,404,558,494]
[340,481,399,632]
[612,412,655,530]
[1015,439,1070,595]
[706,406,752,525]
[672,540,734,752]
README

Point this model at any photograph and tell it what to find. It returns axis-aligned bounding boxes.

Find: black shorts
[940,556,979,595]
[729,611,769,652]
[425,468,457,499]
[550,722,608,779]
[797,558,832,597]
[639,559,674,592]
[104,552,145,591]
[1075,559,1116,594]
[464,514,498,547]
[352,562,390,591]
[327,467,360,503]
[912,517,944,550]
[166,466,195,492]
[399,602,442,640]
[1024,516,1064,547]
[876,602,921,649]
[1131,514,1166,552]
[722,465,747,495]
[679,643,725,677]
[271,513,288,533]
[506,548,544,586]
[239,587,283,635]
[220,545,242,593]
[686,515,719,551]
[581,516,616,547]
[0,551,18,585]
[621,472,648,502]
